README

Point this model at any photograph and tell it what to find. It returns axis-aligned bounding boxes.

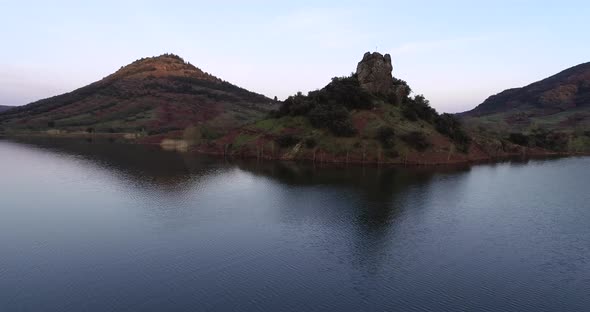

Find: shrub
[375,126,395,148]
[201,126,220,140]
[328,119,357,137]
[402,95,438,123]
[384,149,400,158]
[274,74,369,136]
[311,75,373,110]
[508,133,529,146]
[308,104,356,137]
[392,78,412,97]
[401,131,431,151]
[279,93,311,116]
[530,129,569,152]
[304,137,317,148]
[402,104,419,121]
[275,134,300,148]
[435,113,471,152]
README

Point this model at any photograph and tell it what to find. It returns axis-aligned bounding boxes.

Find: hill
[0,105,12,113]
[0,54,276,136]
[461,62,590,153]
[193,52,493,165]
[462,62,590,132]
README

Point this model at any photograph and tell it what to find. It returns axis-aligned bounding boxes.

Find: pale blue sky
[1,0,589,112]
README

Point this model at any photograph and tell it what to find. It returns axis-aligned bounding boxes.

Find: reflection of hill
[236,160,471,203]
[5,137,231,192]
[234,160,474,276]
[234,159,473,232]
[3,138,479,277]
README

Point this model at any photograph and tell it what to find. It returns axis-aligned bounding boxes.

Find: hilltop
[0,105,12,113]
[0,54,276,136]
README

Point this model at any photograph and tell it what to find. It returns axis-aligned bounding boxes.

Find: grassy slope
[203,100,490,165]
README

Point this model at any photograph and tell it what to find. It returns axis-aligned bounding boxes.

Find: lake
[1,138,589,311]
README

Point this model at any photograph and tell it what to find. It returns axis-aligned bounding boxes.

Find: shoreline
[2,132,587,168]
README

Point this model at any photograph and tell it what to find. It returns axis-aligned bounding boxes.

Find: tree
[435,113,471,152]
[402,95,438,123]
[275,134,300,148]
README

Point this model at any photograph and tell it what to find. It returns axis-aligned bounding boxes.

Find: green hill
[197,52,482,165]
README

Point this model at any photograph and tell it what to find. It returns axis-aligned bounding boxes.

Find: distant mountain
[0,54,276,134]
[0,105,12,113]
[462,62,590,131]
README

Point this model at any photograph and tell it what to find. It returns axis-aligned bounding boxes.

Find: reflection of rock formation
[236,160,473,276]
[236,160,470,203]
[235,160,472,232]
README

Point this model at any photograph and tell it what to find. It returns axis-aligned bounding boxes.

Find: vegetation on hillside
[270,74,471,152]
[272,75,371,136]
[507,128,570,152]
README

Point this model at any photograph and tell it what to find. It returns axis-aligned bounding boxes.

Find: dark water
[1,138,590,312]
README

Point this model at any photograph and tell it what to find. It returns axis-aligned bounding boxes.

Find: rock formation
[356,52,394,95]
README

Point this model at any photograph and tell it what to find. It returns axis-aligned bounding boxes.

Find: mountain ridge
[464,62,590,117]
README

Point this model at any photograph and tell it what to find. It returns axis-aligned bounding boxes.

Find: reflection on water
[1,138,590,312]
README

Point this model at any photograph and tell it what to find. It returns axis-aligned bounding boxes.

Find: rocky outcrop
[356,52,394,95]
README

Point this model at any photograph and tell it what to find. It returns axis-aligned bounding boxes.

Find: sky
[1,0,589,113]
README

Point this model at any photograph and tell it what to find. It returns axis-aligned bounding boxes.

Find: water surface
[1,138,589,311]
